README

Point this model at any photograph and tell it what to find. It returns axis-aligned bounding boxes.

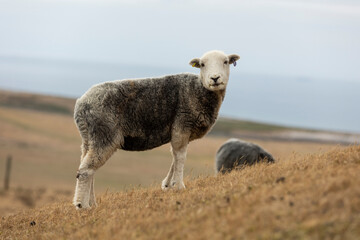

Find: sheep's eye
[201,63,205,67]
[224,61,228,64]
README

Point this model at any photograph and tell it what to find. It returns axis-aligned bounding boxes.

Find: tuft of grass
[1,145,359,239]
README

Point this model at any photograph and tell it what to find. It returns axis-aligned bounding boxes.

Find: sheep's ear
[228,54,240,66]
[189,58,201,68]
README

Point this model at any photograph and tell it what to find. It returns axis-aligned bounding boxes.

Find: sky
[0,0,359,132]
[1,0,360,81]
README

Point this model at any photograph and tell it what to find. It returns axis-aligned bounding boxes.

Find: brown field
[1,145,359,239]
[0,90,359,239]
[0,105,341,216]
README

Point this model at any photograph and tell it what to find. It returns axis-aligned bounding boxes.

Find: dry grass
[1,145,359,239]
[0,105,345,219]
[0,187,72,217]
[0,106,338,192]
[1,91,358,238]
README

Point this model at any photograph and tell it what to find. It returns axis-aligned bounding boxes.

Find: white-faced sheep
[73,50,240,209]
[215,138,275,174]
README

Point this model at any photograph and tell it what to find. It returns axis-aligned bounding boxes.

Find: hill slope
[0,88,356,218]
[1,145,359,239]
[0,89,289,133]
[0,90,340,216]
[1,89,359,143]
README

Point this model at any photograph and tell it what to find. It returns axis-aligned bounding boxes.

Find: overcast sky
[1,0,360,132]
[1,0,360,82]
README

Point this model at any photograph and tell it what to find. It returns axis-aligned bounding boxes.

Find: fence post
[4,155,12,191]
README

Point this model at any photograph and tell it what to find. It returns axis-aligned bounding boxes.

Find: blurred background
[0,0,359,216]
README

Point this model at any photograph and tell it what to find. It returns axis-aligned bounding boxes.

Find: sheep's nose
[211,76,220,83]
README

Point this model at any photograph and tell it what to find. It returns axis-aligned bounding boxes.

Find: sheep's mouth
[210,83,224,87]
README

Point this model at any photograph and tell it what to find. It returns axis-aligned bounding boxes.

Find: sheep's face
[190,50,240,91]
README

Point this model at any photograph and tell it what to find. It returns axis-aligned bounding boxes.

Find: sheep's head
[189,50,240,91]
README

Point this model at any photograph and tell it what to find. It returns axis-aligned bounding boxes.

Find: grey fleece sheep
[73,50,240,209]
[215,138,275,174]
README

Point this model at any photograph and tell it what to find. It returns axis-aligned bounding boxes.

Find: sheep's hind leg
[73,145,115,209]
[89,176,96,207]
[80,144,96,206]
[161,161,175,190]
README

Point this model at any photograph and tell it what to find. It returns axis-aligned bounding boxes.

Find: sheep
[215,138,275,174]
[73,50,240,209]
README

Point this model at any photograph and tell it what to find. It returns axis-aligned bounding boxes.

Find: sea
[0,56,359,133]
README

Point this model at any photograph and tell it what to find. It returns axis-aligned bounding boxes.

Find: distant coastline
[1,89,359,144]
[0,56,359,133]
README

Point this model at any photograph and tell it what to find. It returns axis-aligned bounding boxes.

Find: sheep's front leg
[170,145,187,189]
[162,135,189,190]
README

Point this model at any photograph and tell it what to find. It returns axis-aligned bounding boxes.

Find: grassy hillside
[211,117,290,133]
[0,89,349,218]
[0,89,299,135]
[0,90,74,115]
[1,145,359,239]
[0,89,358,238]
[0,106,335,206]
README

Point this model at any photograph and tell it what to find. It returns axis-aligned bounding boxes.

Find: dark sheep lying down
[215,138,275,174]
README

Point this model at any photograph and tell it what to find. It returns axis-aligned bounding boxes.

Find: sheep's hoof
[162,180,185,191]
[74,202,90,210]
[161,178,171,191]
[172,181,186,190]
[89,201,97,208]
[161,183,170,191]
